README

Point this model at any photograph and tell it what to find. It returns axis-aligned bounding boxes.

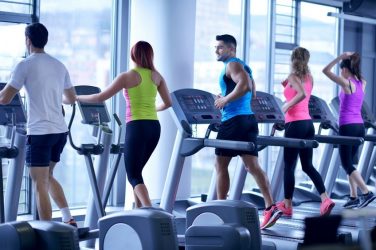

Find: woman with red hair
[78,41,172,208]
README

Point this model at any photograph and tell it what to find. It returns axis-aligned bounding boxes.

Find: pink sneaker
[320,198,335,216]
[260,205,282,229]
[276,201,293,217]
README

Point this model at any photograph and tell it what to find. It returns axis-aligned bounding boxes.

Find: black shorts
[26,132,68,167]
[215,114,258,157]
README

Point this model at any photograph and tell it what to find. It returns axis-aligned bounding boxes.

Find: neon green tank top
[123,67,158,122]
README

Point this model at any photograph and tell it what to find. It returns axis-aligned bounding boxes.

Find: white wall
[125,0,196,208]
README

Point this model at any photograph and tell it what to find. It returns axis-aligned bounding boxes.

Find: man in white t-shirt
[0,23,77,226]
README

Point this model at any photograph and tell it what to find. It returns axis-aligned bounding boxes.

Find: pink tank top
[338,77,364,126]
[283,75,312,123]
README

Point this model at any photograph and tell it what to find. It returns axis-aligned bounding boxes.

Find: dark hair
[291,47,310,79]
[216,34,237,49]
[131,41,155,71]
[340,52,362,80]
[25,23,48,49]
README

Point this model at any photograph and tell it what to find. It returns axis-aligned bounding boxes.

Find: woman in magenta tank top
[276,47,335,217]
[323,52,375,209]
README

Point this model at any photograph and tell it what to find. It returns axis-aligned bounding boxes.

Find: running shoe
[343,197,359,209]
[358,192,376,208]
[260,205,282,229]
[320,198,335,216]
[276,201,293,217]
[64,218,78,228]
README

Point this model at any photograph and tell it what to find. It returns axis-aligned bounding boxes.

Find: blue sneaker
[343,197,359,209]
[358,192,376,208]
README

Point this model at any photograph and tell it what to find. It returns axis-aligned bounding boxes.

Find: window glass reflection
[40,0,112,208]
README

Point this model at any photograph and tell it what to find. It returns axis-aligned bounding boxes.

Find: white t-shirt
[8,53,72,135]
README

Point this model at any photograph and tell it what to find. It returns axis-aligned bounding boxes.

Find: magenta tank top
[339,77,364,126]
[283,75,312,123]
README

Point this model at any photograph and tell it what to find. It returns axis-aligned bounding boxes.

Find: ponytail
[340,52,362,80]
[350,52,362,80]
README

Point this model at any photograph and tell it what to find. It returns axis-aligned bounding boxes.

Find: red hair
[131,41,155,71]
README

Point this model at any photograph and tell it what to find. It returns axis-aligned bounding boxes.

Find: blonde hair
[291,47,310,79]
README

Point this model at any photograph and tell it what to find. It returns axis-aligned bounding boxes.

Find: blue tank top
[219,57,253,121]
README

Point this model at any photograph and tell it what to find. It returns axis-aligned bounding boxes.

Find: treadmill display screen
[75,85,111,124]
[180,95,214,112]
[251,92,284,124]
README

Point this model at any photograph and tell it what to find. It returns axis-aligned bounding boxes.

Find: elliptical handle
[113,113,122,126]
[113,113,123,145]
[9,113,16,148]
[68,103,80,151]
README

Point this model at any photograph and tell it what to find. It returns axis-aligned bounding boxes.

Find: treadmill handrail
[204,139,255,151]
[314,135,364,145]
[257,135,319,148]
[364,134,376,142]
[180,137,255,157]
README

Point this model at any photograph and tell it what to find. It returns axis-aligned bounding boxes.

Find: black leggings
[284,120,326,199]
[123,120,161,188]
[338,123,365,175]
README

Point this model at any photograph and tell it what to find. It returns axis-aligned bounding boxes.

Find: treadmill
[220,93,355,248]
[272,95,368,243]
[159,88,259,246]
[207,91,319,206]
[288,95,364,205]
[328,97,376,198]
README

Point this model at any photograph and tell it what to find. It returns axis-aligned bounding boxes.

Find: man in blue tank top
[214,34,281,229]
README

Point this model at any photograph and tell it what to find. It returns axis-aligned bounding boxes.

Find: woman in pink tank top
[323,52,375,209]
[276,47,335,217]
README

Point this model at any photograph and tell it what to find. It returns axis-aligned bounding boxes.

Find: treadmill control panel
[309,95,337,124]
[171,89,286,126]
[251,91,284,124]
[75,85,110,124]
[0,83,27,125]
[171,89,221,124]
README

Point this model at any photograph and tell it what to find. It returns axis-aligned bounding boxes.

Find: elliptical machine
[0,83,27,223]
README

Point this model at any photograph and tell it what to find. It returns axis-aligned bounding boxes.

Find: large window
[192,0,243,195]
[40,0,113,208]
[248,0,269,93]
[0,0,33,14]
[300,2,339,102]
[271,0,340,184]
[0,23,26,82]
[0,23,28,213]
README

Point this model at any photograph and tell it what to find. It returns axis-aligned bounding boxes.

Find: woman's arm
[322,52,352,90]
[282,74,306,113]
[77,72,132,103]
[156,75,172,112]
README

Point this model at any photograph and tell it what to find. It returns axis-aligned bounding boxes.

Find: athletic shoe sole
[343,203,359,209]
[260,210,283,230]
[358,196,376,209]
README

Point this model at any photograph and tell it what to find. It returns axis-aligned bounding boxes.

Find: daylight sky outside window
[40,0,112,208]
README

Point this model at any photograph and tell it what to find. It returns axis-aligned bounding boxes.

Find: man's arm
[214,62,250,109]
[63,87,77,104]
[0,84,19,105]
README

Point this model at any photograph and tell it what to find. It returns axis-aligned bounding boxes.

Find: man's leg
[29,166,51,220]
[215,156,232,199]
[241,155,273,207]
[48,162,69,209]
